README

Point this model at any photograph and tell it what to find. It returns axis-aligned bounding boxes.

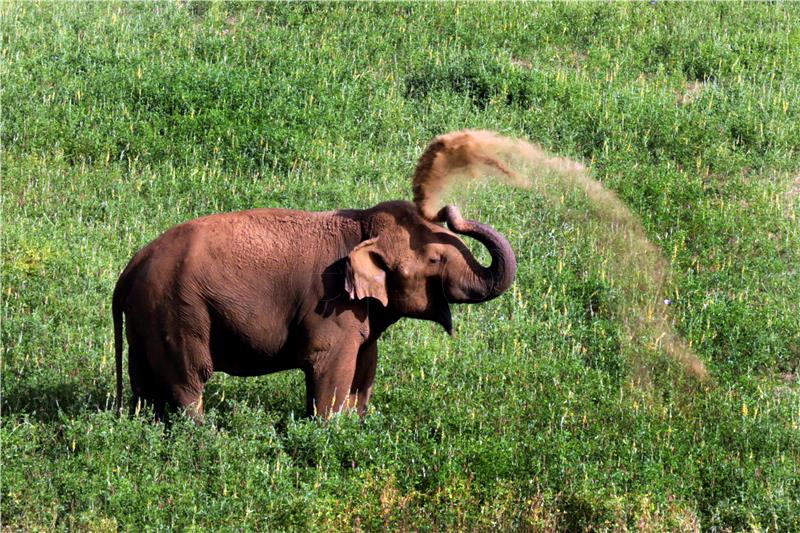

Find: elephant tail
[112,246,152,414]
[112,250,145,415]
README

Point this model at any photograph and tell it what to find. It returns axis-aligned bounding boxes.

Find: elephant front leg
[349,341,378,416]
[304,340,360,418]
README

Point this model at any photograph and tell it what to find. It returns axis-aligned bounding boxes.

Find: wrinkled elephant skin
[113,199,516,421]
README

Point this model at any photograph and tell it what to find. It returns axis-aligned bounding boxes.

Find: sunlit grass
[2,1,799,530]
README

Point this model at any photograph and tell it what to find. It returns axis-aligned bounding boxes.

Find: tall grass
[2,2,799,530]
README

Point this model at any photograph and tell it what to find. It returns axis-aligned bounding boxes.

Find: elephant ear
[345,238,389,307]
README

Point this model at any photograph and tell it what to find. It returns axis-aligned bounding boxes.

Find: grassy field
[2,2,799,530]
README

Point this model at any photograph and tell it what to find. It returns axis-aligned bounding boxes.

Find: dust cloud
[412,130,708,381]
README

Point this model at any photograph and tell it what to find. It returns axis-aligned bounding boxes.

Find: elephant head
[345,200,517,334]
[343,130,523,334]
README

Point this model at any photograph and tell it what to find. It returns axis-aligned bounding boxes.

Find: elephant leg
[171,385,205,425]
[128,332,168,420]
[128,341,148,411]
[349,341,378,416]
[167,335,212,425]
[304,340,359,418]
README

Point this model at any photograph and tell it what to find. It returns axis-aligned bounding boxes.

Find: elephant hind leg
[166,335,213,425]
[169,385,205,425]
[128,335,169,420]
[128,309,212,424]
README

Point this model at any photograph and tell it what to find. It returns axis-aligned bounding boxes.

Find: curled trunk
[440,205,517,303]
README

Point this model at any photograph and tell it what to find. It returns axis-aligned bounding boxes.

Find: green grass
[2,1,799,530]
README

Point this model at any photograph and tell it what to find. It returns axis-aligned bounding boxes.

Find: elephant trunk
[440,205,517,303]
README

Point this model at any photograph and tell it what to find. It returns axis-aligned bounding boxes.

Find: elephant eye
[428,256,442,265]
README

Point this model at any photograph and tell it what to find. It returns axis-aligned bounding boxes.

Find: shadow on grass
[202,371,307,429]
[1,378,114,423]
[1,371,307,428]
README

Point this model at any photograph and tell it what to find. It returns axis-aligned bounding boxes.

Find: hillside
[2,2,799,530]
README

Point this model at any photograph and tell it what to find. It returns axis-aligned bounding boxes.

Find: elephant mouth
[433,299,453,336]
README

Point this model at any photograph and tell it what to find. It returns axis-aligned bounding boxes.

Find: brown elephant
[113,131,518,421]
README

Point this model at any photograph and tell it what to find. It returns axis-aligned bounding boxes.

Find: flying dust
[412,130,708,382]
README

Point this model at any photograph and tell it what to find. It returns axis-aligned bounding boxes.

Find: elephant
[112,131,518,421]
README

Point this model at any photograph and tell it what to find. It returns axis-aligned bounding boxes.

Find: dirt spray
[412,130,708,382]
